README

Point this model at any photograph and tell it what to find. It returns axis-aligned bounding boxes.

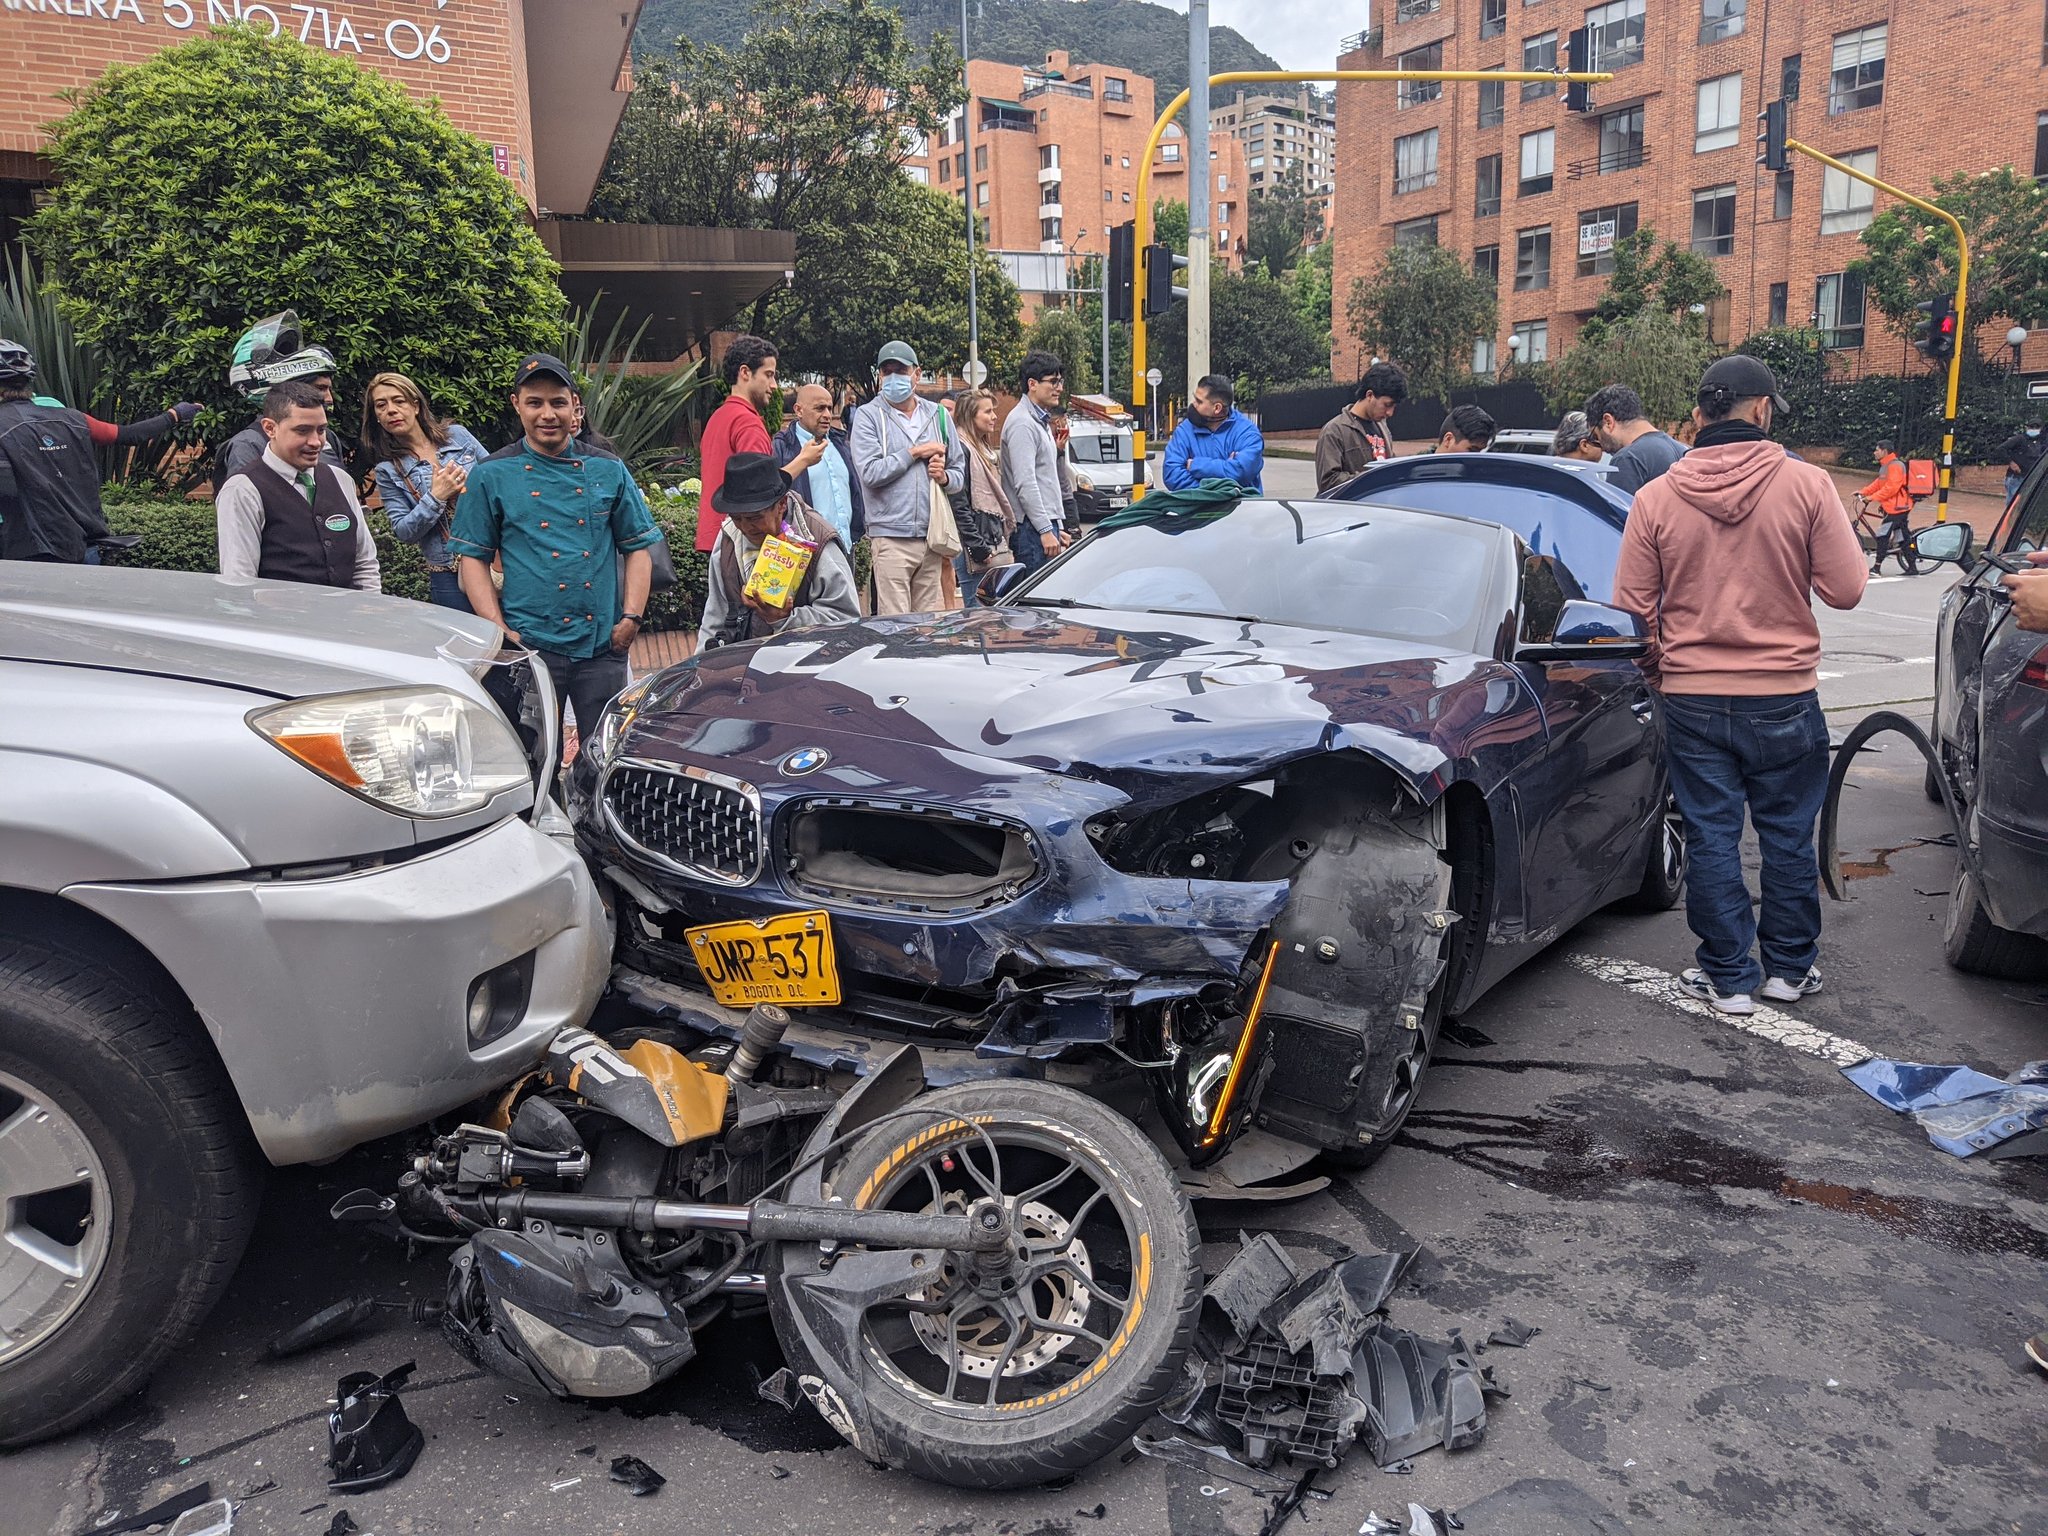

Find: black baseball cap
[512,353,574,390]
[1698,355,1789,414]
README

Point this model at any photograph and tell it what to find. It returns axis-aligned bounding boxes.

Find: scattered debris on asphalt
[265,1297,379,1360]
[326,1361,423,1492]
[78,1481,213,1536]
[756,1366,802,1411]
[1483,1316,1540,1350]
[324,1513,358,1536]
[163,1498,233,1536]
[1843,1057,2048,1157]
[1360,1504,1463,1535]
[547,1478,583,1492]
[607,1454,666,1497]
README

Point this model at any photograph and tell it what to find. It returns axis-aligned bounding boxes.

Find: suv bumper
[66,816,611,1164]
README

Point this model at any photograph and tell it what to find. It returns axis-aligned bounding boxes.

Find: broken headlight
[248,686,529,818]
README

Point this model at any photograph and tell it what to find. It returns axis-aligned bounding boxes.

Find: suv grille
[603,761,762,885]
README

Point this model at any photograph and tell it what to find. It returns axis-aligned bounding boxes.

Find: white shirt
[215,445,381,591]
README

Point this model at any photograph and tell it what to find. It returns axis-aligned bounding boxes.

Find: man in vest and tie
[214,379,380,590]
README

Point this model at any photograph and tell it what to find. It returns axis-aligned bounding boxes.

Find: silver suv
[0,564,610,1444]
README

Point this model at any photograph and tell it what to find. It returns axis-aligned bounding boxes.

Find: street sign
[964,359,988,386]
[2027,379,2048,399]
[1146,367,1163,387]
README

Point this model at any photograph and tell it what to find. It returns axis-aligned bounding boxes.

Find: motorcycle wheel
[768,1079,1199,1489]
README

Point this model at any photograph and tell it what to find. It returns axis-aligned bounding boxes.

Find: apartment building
[1211,86,1337,197]
[1330,0,2048,384]
[903,51,1244,312]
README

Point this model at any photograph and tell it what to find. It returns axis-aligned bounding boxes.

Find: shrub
[28,28,562,454]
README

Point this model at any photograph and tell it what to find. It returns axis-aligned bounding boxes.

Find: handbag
[926,479,964,559]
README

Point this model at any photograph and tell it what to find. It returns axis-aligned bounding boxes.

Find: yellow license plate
[686,910,842,1008]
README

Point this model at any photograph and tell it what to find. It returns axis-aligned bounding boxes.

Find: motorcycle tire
[768,1079,1199,1489]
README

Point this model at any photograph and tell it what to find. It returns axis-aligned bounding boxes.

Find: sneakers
[1677,968,1756,1016]
[2028,1331,2048,1372]
[1759,968,1824,1003]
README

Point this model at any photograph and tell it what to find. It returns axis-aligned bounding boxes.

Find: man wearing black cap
[699,452,859,648]
[452,354,662,738]
[1614,354,1866,1019]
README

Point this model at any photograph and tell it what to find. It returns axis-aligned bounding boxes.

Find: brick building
[0,1,792,353]
[903,50,1245,313]
[1211,85,1336,198]
[1330,0,2048,388]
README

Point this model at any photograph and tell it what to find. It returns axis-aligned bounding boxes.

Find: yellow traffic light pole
[1129,66,1611,500]
[1787,138,1970,525]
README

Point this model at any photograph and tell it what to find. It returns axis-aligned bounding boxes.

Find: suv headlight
[249,687,530,818]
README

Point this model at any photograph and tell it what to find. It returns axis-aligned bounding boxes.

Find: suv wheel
[1942,866,2048,981]
[0,932,259,1445]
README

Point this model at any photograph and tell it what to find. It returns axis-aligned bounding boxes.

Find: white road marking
[1818,670,1844,680]
[1902,656,1936,665]
[1567,955,1874,1066]
[1867,575,1908,585]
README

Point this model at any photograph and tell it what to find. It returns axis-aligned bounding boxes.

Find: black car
[570,474,1680,1166]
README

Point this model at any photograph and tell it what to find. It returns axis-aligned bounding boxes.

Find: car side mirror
[977,563,1029,605]
[1519,600,1650,662]
[1910,523,1973,565]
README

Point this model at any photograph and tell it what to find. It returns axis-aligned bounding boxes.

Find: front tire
[1943,865,2048,980]
[770,1080,1199,1489]
[1622,796,1687,913]
[0,933,259,1446]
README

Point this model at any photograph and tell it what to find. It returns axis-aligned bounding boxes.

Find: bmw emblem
[782,746,830,776]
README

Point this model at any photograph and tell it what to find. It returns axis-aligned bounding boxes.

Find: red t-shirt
[696,394,771,551]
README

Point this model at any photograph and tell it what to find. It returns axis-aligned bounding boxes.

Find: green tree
[1546,227,1723,423]
[1344,244,1498,403]
[1213,269,1327,397]
[1850,165,2048,339]
[1023,305,1099,394]
[1292,239,1334,355]
[1587,228,1722,332]
[1246,167,1316,277]
[27,27,561,440]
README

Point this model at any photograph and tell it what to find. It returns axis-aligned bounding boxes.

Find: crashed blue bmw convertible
[569,462,1681,1166]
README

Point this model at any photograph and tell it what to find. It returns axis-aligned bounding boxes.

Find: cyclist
[0,339,196,563]
[212,311,352,490]
[1855,439,1920,576]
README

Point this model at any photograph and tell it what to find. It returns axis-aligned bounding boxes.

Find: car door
[1938,470,2048,803]
[1508,552,1663,932]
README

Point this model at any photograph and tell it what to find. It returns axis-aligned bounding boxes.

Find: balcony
[1039,200,1064,219]
[1023,78,1093,101]
[1038,163,1062,185]
[1566,144,1650,179]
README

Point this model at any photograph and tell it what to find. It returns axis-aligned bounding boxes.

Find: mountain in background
[633,0,1282,107]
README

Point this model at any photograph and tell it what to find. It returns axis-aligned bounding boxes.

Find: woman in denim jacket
[361,371,489,610]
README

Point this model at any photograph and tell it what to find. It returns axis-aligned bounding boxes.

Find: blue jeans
[1662,692,1830,995]
[428,569,474,613]
[1010,522,1052,573]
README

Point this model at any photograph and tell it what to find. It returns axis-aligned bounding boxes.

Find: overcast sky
[1200,0,1365,73]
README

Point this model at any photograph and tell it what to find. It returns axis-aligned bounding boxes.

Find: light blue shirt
[798,423,855,543]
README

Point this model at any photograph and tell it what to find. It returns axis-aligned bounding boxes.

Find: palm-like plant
[0,248,112,418]
[556,297,708,468]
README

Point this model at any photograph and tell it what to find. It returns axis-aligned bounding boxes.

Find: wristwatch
[620,612,644,624]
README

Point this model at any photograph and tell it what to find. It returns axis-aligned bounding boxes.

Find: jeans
[427,569,474,613]
[1011,522,1053,573]
[1662,691,1830,995]
[534,648,629,741]
[2008,471,2024,505]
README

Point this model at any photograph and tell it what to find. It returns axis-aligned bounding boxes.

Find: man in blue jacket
[771,382,865,544]
[1163,375,1263,492]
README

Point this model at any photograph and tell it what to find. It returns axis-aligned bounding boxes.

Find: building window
[1395,128,1440,193]
[905,165,929,185]
[1474,244,1501,283]
[1481,0,1508,39]
[1518,128,1555,196]
[1399,44,1444,107]
[1395,0,1441,17]
[1478,79,1506,129]
[1040,144,1060,170]
[1395,216,1441,247]
[1772,170,1794,218]
[1695,73,1742,152]
[1514,226,1552,291]
[1816,270,1866,348]
[1104,188,1114,202]
[1476,155,1503,217]
[1820,149,1877,234]
[1474,335,1499,375]
[1161,143,1181,161]
[1691,184,1737,255]
[956,153,967,180]
[1699,0,1745,44]
[1041,217,1063,243]
[1522,31,1558,99]
[1781,54,1802,100]
[2037,113,2048,180]
[975,145,988,172]
[1511,319,1550,363]
[1040,182,1061,207]
[1123,190,1132,202]
[938,159,950,184]
[1576,201,1638,275]
[1122,155,1131,167]
[1585,0,1646,72]
[1768,282,1788,328]
[1829,24,1886,114]
[1105,76,1130,101]
[1706,291,1733,345]
[1595,105,1646,172]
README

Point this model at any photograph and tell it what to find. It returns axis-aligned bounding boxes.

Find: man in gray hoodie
[998,350,1071,572]
[848,340,965,614]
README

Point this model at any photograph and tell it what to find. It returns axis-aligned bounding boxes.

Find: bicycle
[1852,495,1924,575]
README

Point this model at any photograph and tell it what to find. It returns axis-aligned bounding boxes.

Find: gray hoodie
[848,395,966,539]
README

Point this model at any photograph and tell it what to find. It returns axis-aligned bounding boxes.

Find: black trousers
[1870,511,1918,572]
[534,648,630,740]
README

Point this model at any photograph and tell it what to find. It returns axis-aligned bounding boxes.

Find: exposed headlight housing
[587,674,655,768]
[249,686,531,818]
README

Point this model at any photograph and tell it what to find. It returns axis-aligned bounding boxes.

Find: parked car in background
[1487,429,1560,456]
[0,566,610,1445]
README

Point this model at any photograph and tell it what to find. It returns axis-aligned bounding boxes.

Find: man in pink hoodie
[1614,355,1868,1016]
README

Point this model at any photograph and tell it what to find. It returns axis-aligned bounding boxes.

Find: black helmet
[0,339,33,387]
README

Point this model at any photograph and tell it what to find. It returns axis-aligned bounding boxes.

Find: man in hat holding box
[700,451,860,648]
[453,353,662,738]
[1614,354,1867,1019]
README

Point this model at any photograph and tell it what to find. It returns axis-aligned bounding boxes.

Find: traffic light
[1141,243,1189,317]
[1108,222,1135,324]
[1756,98,1788,172]
[1913,292,1958,363]
[1564,28,1591,113]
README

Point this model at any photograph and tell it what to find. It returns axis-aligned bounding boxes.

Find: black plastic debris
[266,1296,378,1360]
[1485,1316,1540,1349]
[756,1366,802,1411]
[1353,1326,1487,1468]
[1257,1252,1412,1375]
[608,1454,666,1497]
[77,1481,213,1536]
[1214,1342,1362,1468]
[1204,1232,1302,1341]
[1076,1504,1108,1520]
[326,1513,359,1536]
[327,1360,424,1492]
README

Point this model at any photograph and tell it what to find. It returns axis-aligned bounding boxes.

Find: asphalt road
[10,557,2044,1536]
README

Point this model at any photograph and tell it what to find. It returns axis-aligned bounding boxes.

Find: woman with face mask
[1998,421,2046,507]
[361,371,489,611]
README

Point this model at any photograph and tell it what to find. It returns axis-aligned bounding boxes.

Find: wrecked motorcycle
[353,1013,1201,1488]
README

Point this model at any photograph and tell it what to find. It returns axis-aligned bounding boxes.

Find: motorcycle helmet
[229,310,338,400]
[0,339,34,387]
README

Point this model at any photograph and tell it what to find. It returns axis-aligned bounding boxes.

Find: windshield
[1015,500,1501,651]
[1065,430,1130,464]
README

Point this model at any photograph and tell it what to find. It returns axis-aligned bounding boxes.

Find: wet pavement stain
[605,1313,842,1454]
[1395,1109,2048,1263]
[1840,835,1956,881]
